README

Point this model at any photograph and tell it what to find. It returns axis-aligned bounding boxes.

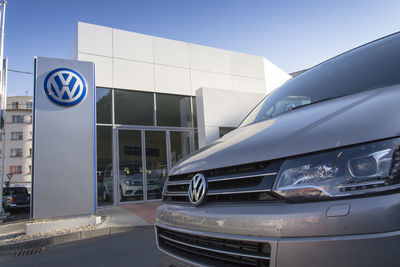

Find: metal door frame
[113,126,192,205]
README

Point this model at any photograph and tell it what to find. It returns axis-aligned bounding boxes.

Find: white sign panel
[32,57,96,219]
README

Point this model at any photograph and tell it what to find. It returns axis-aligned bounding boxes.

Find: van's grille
[157,227,270,267]
[163,161,282,203]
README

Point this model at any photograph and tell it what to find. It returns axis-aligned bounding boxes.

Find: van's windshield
[240,33,400,127]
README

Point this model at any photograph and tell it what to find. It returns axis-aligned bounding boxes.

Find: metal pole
[0,1,7,214]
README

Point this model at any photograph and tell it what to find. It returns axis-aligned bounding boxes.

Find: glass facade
[96,87,198,206]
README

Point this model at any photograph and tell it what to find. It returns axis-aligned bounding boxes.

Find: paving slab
[119,202,160,224]
[97,206,149,227]
[0,221,26,237]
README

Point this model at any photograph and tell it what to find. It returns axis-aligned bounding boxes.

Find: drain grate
[15,247,46,257]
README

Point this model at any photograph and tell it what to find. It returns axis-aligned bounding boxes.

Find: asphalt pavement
[0,226,158,266]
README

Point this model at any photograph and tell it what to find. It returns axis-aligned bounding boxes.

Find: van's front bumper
[156,193,400,267]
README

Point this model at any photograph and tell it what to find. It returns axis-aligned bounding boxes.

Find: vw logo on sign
[188,173,207,205]
[43,68,87,107]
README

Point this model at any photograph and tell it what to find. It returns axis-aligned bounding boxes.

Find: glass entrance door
[116,128,192,203]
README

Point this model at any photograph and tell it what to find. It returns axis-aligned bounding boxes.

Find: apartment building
[0,96,33,191]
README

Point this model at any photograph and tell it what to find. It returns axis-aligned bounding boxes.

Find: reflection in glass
[118,130,144,202]
[170,131,191,166]
[115,89,154,125]
[156,94,191,127]
[192,97,197,128]
[96,88,112,124]
[194,129,199,151]
[97,126,113,206]
[145,131,167,200]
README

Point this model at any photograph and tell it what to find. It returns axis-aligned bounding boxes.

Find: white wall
[76,22,290,97]
[196,87,265,147]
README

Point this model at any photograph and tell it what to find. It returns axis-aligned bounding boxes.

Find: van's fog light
[273,138,400,202]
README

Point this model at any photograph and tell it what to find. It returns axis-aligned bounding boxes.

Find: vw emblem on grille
[43,68,87,107]
[188,173,207,205]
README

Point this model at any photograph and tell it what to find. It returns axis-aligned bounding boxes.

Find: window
[29,131,32,139]
[10,166,22,174]
[12,115,24,123]
[10,149,23,157]
[0,134,2,141]
[156,93,191,127]
[11,102,18,109]
[27,115,32,123]
[115,89,154,125]
[28,165,32,174]
[96,87,112,124]
[170,132,191,166]
[29,148,32,157]
[26,102,33,109]
[11,132,23,140]
[0,149,2,157]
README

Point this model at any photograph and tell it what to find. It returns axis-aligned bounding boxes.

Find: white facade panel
[113,29,154,63]
[78,53,113,88]
[199,126,220,148]
[77,22,112,57]
[196,87,265,147]
[190,70,232,94]
[113,58,154,92]
[263,58,292,93]
[154,65,191,95]
[189,44,231,74]
[232,76,266,93]
[200,87,264,127]
[153,37,189,68]
[231,52,265,79]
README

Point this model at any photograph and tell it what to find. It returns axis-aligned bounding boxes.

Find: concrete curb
[0,226,139,256]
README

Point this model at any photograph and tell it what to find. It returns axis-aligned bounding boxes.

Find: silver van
[156,32,400,267]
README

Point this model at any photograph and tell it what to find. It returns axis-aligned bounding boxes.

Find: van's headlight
[272,138,400,201]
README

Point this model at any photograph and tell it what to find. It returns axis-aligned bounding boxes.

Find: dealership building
[73,22,291,207]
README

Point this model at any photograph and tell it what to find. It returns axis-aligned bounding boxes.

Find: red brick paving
[120,202,160,224]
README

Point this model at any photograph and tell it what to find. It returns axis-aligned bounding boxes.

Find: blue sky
[3,0,400,96]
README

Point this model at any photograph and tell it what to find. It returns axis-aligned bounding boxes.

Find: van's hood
[171,85,400,175]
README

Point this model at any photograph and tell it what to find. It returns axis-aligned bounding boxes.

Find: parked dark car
[2,187,30,211]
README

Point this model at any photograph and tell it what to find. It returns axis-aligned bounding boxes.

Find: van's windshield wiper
[291,96,338,111]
